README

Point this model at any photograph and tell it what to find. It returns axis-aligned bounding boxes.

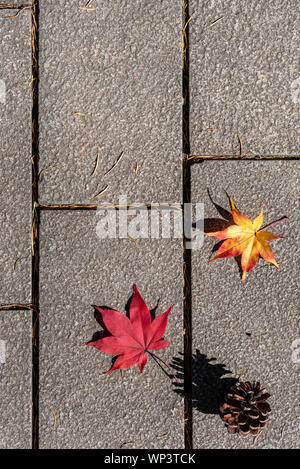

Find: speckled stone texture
[0,311,32,448]
[0,11,32,304]
[191,161,299,448]
[39,211,183,449]
[190,0,300,155]
[38,0,182,204]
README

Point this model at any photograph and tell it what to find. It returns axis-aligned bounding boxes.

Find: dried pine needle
[31,206,38,256]
[120,441,134,448]
[104,151,124,176]
[127,235,137,244]
[0,3,30,8]
[209,16,224,28]
[237,134,243,156]
[91,152,100,177]
[39,164,59,181]
[158,432,169,439]
[135,162,139,173]
[31,8,37,30]
[74,112,91,117]
[95,202,182,211]
[78,6,97,10]
[0,304,33,311]
[51,409,57,429]
[31,229,35,255]
[187,154,300,161]
[93,185,109,199]
[79,0,97,9]
[39,203,98,210]
[182,15,192,69]
[280,424,286,441]
[183,15,192,33]
[182,15,192,47]
[13,258,21,270]
[2,6,30,18]
[169,203,182,211]
[253,429,263,446]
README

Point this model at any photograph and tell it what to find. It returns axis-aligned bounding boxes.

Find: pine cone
[220,381,271,436]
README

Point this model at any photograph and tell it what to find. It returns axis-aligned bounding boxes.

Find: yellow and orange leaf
[205,197,288,282]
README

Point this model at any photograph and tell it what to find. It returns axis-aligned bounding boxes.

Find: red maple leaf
[86,285,175,377]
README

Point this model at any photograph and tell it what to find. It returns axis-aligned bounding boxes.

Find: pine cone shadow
[171,350,238,414]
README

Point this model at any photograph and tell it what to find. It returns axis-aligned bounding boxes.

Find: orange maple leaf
[205,197,289,282]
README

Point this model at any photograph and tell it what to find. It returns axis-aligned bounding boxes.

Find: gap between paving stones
[182,0,192,450]
[188,154,300,161]
[31,0,39,450]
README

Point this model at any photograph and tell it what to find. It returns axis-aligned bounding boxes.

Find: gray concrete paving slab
[191,161,299,448]
[0,311,32,448]
[39,211,183,449]
[38,0,182,205]
[190,0,300,155]
[0,11,32,304]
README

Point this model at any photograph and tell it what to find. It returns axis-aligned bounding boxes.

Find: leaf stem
[259,216,289,232]
[147,351,178,382]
